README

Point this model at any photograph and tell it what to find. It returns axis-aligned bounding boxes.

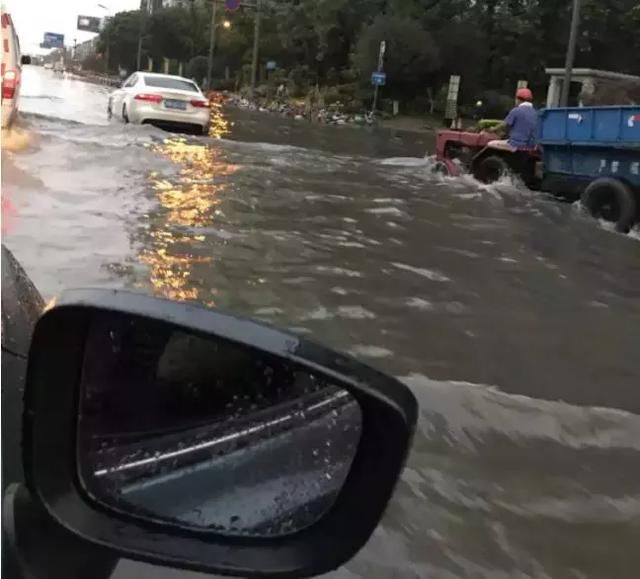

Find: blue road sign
[43,32,65,49]
[371,71,386,86]
[225,0,240,11]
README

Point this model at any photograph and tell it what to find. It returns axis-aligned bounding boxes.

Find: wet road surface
[3,66,640,579]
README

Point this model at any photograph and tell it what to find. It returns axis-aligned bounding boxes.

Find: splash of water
[1,126,35,153]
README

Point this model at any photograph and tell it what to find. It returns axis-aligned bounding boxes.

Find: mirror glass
[76,312,362,537]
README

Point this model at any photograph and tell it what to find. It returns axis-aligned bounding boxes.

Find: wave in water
[332,374,640,579]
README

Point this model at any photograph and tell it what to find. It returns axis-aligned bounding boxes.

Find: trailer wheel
[581,177,637,233]
[473,155,509,184]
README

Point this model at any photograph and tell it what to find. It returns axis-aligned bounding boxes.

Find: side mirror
[23,290,417,578]
[20,55,31,66]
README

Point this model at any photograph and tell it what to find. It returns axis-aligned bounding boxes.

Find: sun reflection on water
[139,108,237,303]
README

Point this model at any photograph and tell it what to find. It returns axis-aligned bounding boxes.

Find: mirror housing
[23,290,417,578]
[20,55,31,66]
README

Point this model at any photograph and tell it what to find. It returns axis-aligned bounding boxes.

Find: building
[142,0,195,12]
[546,68,640,107]
[75,37,99,61]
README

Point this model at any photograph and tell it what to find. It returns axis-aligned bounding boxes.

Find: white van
[1,4,30,129]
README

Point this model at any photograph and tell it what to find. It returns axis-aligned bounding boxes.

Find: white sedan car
[1,4,30,129]
[108,72,211,135]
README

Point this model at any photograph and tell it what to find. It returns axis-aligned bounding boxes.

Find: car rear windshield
[143,76,199,92]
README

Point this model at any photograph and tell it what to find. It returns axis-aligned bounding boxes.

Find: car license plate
[165,99,187,111]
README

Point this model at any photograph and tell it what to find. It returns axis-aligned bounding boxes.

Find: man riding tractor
[473,87,542,187]
[434,88,543,188]
[487,88,538,153]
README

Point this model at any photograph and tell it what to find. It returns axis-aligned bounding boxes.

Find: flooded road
[3,66,640,579]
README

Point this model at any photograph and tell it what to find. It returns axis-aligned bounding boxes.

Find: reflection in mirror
[77,312,362,537]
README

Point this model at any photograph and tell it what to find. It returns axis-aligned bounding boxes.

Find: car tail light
[2,70,17,100]
[134,93,163,103]
[190,99,210,108]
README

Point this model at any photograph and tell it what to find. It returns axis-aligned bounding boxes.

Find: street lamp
[206,3,234,91]
[206,0,219,91]
[206,0,259,94]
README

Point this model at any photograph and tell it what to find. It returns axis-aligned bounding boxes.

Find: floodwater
[3,66,640,579]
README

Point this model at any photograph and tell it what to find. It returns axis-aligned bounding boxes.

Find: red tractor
[434,129,543,190]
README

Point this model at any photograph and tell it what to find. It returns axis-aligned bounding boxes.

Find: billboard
[42,32,64,49]
[77,15,102,33]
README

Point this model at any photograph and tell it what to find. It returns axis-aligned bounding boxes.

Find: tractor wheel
[473,155,509,184]
[581,177,637,233]
[431,161,450,177]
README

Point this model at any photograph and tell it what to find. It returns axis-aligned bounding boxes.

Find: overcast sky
[7,0,140,54]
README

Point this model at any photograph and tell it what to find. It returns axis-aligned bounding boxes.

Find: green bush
[268,69,288,87]
[288,65,312,97]
[187,55,209,84]
[322,86,342,105]
[325,67,340,85]
[339,68,358,83]
[343,99,364,114]
[335,82,356,98]
[254,84,270,98]
[211,78,236,91]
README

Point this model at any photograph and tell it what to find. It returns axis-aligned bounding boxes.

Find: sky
[7,0,140,55]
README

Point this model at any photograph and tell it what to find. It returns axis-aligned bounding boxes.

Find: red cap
[516,88,533,101]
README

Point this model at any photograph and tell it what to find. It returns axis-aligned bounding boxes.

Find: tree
[148,6,193,64]
[97,0,640,110]
[187,55,209,84]
[353,14,440,100]
[98,11,143,74]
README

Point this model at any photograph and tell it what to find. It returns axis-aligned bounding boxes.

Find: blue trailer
[539,106,640,232]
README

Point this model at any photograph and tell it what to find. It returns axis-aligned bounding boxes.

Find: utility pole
[371,40,385,114]
[206,0,219,91]
[250,0,261,97]
[560,0,581,107]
